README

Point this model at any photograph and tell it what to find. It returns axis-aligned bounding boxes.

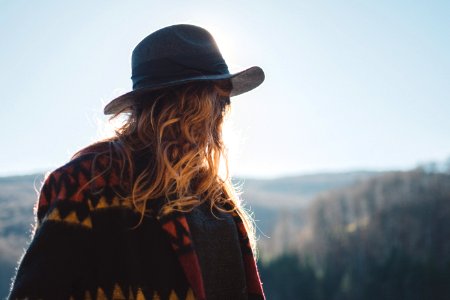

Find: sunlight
[195,23,238,70]
[220,111,245,179]
[95,90,130,140]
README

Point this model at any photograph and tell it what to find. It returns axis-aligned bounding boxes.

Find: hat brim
[103,66,264,115]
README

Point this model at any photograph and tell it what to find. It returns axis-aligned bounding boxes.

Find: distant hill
[239,171,380,209]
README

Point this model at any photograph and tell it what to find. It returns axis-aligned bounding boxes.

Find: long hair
[72,81,258,258]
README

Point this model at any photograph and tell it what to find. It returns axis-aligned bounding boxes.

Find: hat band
[131,54,229,90]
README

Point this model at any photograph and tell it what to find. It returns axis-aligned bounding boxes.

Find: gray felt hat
[103,24,265,115]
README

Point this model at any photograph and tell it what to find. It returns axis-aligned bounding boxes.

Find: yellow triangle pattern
[185,288,196,300]
[81,217,93,228]
[45,208,93,229]
[168,290,179,300]
[122,200,134,209]
[64,211,79,224]
[66,286,196,300]
[87,196,134,211]
[96,196,109,209]
[85,290,93,300]
[111,197,121,207]
[47,207,61,221]
[112,283,126,299]
[96,287,108,299]
[136,288,146,300]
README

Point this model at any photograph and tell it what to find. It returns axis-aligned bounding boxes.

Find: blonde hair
[73,81,258,258]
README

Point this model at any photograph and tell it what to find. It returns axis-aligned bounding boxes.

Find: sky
[1,0,449,178]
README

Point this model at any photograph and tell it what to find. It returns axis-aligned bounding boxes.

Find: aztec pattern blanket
[8,151,265,300]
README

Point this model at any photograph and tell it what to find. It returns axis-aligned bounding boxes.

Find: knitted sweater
[185,201,247,299]
[8,151,266,300]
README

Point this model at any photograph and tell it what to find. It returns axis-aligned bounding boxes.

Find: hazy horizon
[1,155,447,180]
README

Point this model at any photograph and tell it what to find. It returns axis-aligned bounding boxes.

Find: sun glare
[197,24,238,71]
[220,111,245,179]
[95,90,130,140]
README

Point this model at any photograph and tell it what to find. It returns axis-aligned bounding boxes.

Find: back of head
[115,81,234,217]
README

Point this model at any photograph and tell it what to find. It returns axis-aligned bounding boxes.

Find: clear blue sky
[1,0,449,178]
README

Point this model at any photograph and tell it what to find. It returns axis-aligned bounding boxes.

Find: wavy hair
[72,81,258,258]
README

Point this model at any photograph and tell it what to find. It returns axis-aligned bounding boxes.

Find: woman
[9,24,265,300]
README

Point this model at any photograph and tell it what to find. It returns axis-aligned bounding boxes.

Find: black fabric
[7,155,192,300]
[9,200,192,300]
[185,202,248,300]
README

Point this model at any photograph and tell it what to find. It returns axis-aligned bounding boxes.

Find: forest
[256,169,450,299]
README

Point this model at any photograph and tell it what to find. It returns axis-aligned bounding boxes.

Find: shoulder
[36,141,131,224]
[40,143,111,202]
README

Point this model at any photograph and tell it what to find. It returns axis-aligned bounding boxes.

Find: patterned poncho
[8,151,266,300]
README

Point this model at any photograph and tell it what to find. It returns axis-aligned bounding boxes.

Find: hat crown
[132,25,222,65]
